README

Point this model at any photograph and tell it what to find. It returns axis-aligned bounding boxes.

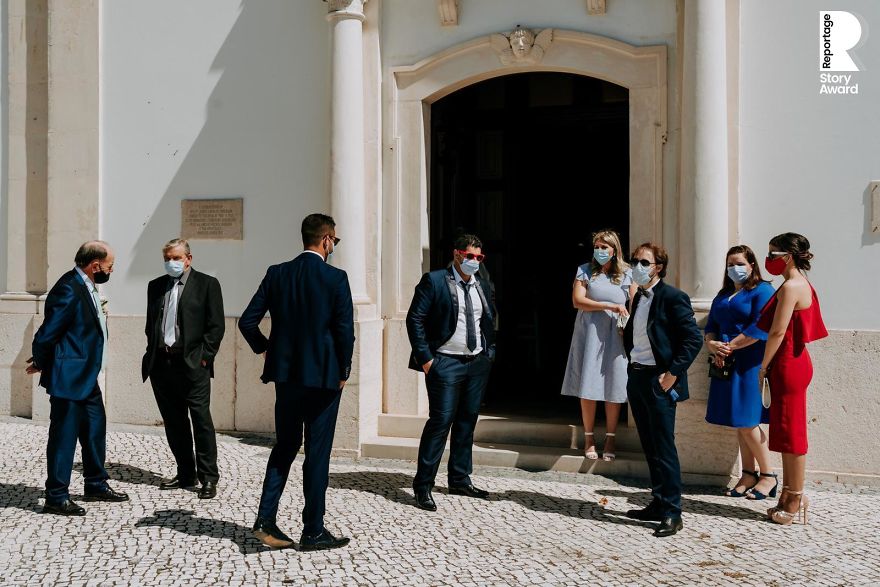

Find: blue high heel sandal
[746,472,779,500]
[725,470,759,497]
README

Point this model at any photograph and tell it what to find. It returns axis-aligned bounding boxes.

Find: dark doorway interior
[430,72,629,418]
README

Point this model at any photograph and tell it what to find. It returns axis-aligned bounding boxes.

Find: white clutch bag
[761,377,771,409]
[616,313,630,329]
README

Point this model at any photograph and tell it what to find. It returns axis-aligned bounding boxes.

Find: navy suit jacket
[238,252,355,389]
[623,279,703,401]
[406,267,496,371]
[32,270,104,400]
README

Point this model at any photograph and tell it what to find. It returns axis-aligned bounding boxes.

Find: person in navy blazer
[27,241,129,516]
[622,242,702,537]
[406,234,496,512]
[239,213,354,552]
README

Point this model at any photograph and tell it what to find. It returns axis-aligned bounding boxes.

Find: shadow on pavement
[73,462,168,488]
[596,488,767,521]
[0,482,45,513]
[135,509,271,555]
[329,471,417,507]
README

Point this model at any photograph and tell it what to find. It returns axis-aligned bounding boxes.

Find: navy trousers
[45,385,110,504]
[626,366,682,517]
[256,383,342,536]
[413,353,492,492]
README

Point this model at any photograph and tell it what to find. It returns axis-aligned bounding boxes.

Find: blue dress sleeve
[742,281,775,340]
[575,263,591,283]
[704,295,721,336]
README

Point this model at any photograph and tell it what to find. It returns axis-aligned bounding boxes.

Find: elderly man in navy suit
[622,242,702,537]
[239,213,355,552]
[406,234,496,512]
[27,241,129,515]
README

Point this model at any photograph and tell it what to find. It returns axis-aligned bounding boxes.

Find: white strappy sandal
[584,432,599,460]
[602,432,616,462]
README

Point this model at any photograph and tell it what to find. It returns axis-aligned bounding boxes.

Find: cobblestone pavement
[1,417,879,586]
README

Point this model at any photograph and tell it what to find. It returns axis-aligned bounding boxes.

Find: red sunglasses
[456,250,486,262]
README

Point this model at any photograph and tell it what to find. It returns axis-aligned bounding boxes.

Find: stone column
[326,0,369,304]
[679,0,729,308]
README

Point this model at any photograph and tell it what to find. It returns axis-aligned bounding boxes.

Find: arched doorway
[429,72,629,416]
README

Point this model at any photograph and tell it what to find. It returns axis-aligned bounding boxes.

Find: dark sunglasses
[324,235,341,246]
[456,250,486,262]
[630,258,656,267]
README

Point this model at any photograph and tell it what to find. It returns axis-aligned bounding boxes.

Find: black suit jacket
[406,267,496,371]
[142,268,225,381]
[623,279,702,401]
[32,270,105,400]
[238,252,355,388]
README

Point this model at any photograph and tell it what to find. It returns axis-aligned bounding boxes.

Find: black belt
[438,352,481,363]
[630,362,660,371]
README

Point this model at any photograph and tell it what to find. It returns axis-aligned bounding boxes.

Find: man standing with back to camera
[142,238,225,500]
[239,213,354,551]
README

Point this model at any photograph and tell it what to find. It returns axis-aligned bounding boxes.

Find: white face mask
[632,262,654,286]
[727,265,751,284]
[164,260,185,278]
[460,259,480,276]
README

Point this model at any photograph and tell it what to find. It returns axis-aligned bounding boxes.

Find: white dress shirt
[630,281,659,365]
[436,269,484,356]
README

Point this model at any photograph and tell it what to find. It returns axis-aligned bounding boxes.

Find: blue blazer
[622,279,703,401]
[406,267,496,371]
[239,252,355,389]
[32,270,104,400]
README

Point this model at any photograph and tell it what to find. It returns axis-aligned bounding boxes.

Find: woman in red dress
[757,233,828,526]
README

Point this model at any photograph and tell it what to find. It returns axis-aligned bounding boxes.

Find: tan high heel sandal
[602,432,616,462]
[584,432,599,460]
[770,490,810,526]
[766,485,790,518]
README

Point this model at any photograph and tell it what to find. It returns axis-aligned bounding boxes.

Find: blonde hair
[162,238,191,256]
[590,229,630,284]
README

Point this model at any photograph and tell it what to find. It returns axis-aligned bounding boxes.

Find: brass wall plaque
[181,198,243,240]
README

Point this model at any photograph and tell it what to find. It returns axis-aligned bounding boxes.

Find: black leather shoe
[160,476,198,491]
[625,505,663,522]
[252,517,294,549]
[83,486,130,502]
[654,516,683,537]
[414,490,437,511]
[42,499,86,516]
[449,484,490,499]
[298,529,350,552]
[198,481,217,499]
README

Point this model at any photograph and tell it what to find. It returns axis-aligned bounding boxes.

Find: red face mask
[764,255,788,276]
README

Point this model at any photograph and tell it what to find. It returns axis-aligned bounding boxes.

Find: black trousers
[45,384,109,503]
[257,383,343,536]
[626,365,682,517]
[413,353,492,492]
[149,354,219,484]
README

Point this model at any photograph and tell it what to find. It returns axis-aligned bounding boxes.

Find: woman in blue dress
[704,245,777,499]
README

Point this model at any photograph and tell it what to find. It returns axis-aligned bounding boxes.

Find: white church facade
[1,0,878,485]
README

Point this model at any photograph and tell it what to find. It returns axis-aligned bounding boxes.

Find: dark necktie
[461,281,477,352]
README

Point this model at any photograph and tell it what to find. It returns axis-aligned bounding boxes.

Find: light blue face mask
[727,264,751,284]
[632,262,653,286]
[593,248,612,265]
[460,259,480,276]
[164,260,185,278]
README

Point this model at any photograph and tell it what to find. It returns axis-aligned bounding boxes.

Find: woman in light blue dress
[561,230,636,461]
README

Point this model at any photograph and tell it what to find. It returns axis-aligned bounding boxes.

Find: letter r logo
[820,11,864,71]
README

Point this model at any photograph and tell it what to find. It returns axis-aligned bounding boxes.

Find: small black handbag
[708,354,735,380]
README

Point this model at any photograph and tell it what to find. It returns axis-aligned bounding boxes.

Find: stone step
[360,435,650,476]
[378,413,643,451]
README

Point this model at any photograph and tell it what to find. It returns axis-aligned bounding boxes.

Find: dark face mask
[93,265,111,284]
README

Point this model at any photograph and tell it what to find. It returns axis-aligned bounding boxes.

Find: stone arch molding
[383,29,667,317]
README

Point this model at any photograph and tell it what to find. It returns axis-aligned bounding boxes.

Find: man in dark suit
[239,213,354,552]
[143,238,225,499]
[623,242,702,537]
[406,234,495,512]
[26,241,129,515]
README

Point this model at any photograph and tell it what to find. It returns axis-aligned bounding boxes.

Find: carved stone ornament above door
[489,26,553,65]
[587,0,607,15]
[438,0,458,26]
